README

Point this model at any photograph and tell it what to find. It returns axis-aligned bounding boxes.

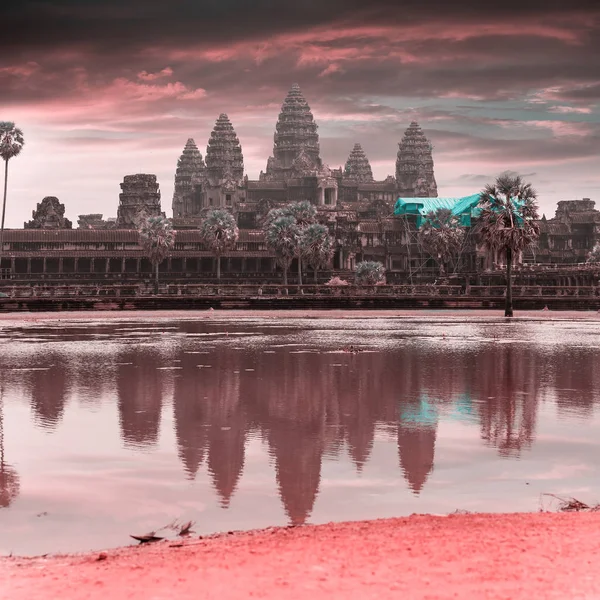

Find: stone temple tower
[395,122,438,198]
[261,83,322,181]
[117,174,163,228]
[203,114,244,209]
[343,143,374,183]
[172,138,205,218]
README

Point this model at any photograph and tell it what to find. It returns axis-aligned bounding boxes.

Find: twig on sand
[130,532,164,544]
[541,493,598,512]
[178,521,195,536]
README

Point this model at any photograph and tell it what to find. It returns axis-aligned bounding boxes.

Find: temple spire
[205,114,244,187]
[262,84,322,181]
[172,138,205,218]
[396,121,438,198]
[343,143,374,183]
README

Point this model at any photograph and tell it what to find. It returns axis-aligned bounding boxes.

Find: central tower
[261,83,322,181]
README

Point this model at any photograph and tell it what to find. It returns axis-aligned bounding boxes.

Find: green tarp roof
[394,194,482,227]
[393,194,481,218]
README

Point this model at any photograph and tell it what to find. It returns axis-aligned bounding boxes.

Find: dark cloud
[2,0,598,56]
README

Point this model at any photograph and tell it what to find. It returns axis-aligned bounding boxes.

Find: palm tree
[0,122,25,268]
[355,261,386,285]
[587,243,600,263]
[138,215,176,294]
[418,208,465,276]
[200,209,239,281]
[281,201,317,285]
[300,223,334,283]
[477,174,540,317]
[264,214,300,285]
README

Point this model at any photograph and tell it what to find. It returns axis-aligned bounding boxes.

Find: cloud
[137,67,174,81]
[0,0,598,227]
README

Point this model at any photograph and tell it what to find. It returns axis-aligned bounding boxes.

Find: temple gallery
[0,84,596,284]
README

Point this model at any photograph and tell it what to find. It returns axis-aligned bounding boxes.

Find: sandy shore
[2,513,600,599]
[1,308,600,323]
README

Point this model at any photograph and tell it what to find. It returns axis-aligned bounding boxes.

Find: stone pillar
[136,258,141,275]
[242,258,247,273]
[318,187,325,206]
[332,187,338,205]
[182,258,187,274]
[121,258,126,273]
[27,258,31,275]
[10,257,15,275]
[74,258,79,273]
[105,258,110,273]
[59,258,64,274]
[43,257,47,274]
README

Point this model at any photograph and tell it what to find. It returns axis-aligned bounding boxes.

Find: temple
[116,174,164,228]
[25,197,72,230]
[0,84,597,284]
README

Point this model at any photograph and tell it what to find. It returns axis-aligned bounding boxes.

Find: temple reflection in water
[1,320,599,521]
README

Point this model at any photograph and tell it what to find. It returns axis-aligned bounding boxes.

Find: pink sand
[2,513,600,599]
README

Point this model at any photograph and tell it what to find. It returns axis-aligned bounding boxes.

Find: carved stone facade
[203,114,245,210]
[116,174,163,228]
[396,122,438,198]
[533,198,600,264]
[172,138,205,218]
[77,214,115,229]
[261,83,322,182]
[344,144,374,183]
[24,196,72,229]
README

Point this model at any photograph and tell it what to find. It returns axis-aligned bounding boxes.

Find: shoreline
[2,512,600,598]
[2,308,600,323]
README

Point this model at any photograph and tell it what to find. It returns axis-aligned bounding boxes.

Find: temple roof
[176,138,205,177]
[205,114,244,185]
[266,84,321,177]
[344,143,374,183]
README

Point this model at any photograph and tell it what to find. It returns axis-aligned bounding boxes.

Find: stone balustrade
[1,283,598,299]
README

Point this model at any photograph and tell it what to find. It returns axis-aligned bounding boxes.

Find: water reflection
[0,317,599,553]
[0,386,20,508]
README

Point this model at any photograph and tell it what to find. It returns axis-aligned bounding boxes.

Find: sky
[1,0,599,227]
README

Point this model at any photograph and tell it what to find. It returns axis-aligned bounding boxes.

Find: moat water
[1,313,599,555]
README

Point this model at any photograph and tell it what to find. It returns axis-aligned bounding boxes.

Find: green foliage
[263,202,318,284]
[587,243,600,263]
[264,214,300,283]
[477,173,540,317]
[0,122,24,162]
[300,223,334,274]
[355,261,386,285]
[0,122,25,262]
[200,209,239,256]
[477,174,540,254]
[138,215,176,267]
[418,208,465,275]
[283,200,317,227]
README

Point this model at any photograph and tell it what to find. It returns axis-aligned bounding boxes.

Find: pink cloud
[548,106,593,114]
[147,15,595,67]
[137,67,174,81]
[526,120,592,137]
[0,61,40,78]
[318,64,344,78]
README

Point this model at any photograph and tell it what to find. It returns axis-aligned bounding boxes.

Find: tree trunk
[505,247,513,317]
[283,266,288,286]
[0,160,9,266]
[154,262,159,295]
[217,255,221,281]
[297,257,302,286]
[314,267,318,283]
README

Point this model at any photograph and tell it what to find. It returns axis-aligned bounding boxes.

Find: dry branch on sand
[541,493,600,512]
